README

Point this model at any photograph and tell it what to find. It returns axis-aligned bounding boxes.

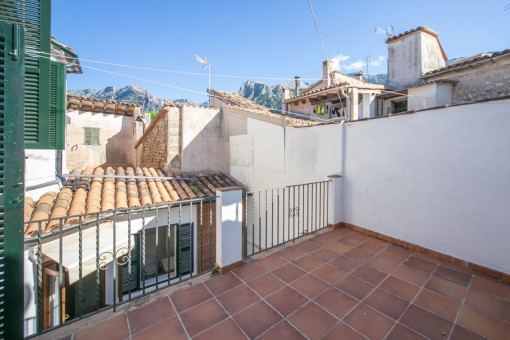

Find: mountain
[68,85,207,112]
[238,74,387,110]
[239,80,311,110]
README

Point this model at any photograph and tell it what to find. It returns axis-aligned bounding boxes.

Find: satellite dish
[375,25,394,38]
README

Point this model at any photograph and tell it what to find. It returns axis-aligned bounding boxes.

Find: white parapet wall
[341,99,510,274]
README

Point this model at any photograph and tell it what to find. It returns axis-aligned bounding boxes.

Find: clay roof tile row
[24,166,239,237]
[67,95,140,116]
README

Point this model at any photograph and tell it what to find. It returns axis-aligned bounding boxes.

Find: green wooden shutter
[122,235,140,293]
[0,20,25,339]
[49,60,65,149]
[0,0,52,149]
[177,223,193,276]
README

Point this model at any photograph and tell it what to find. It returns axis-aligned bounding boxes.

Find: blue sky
[53,0,510,103]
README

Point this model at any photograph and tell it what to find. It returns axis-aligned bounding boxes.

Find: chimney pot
[355,71,364,81]
[294,76,300,97]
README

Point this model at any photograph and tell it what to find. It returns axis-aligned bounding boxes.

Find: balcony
[39,227,510,340]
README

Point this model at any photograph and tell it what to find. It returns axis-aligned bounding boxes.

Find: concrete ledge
[216,260,244,274]
[340,222,510,284]
[215,186,243,193]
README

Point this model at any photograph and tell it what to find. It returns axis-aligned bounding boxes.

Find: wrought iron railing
[244,181,329,257]
[23,197,216,338]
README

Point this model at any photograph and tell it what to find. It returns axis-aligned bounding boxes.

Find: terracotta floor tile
[128,297,176,334]
[342,233,370,246]
[288,302,337,339]
[364,288,409,320]
[310,248,338,262]
[247,272,285,297]
[433,264,472,286]
[265,286,308,316]
[233,301,282,339]
[367,256,400,274]
[464,289,510,322]
[357,238,389,253]
[329,255,360,273]
[403,256,437,274]
[179,298,228,337]
[344,248,373,262]
[385,323,427,340]
[413,288,460,322]
[272,263,306,283]
[132,316,187,340]
[343,304,394,340]
[386,244,412,256]
[171,283,213,312]
[470,276,510,300]
[204,272,242,296]
[233,262,267,282]
[258,320,305,340]
[293,240,320,253]
[352,264,388,285]
[309,234,335,246]
[400,305,453,340]
[457,304,510,339]
[75,315,129,340]
[291,274,329,299]
[322,322,366,340]
[324,240,353,254]
[314,287,358,318]
[411,252,440,264]
[193,318,247,340]
[292,255,325,272]
[217,284,259,315]
[311,264,346,285]
[425,275,467,302]
[393,265,430,286]
[449,325,486,340]
[379,248,410,264]
[257,253,288,271]
[335,274,375,300]
[379,275,420,301]
[276,246,305,260]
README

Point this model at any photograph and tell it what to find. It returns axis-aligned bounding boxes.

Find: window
[392,100,408,113]
[83,128,100,145]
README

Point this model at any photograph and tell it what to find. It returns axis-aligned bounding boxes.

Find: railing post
[327,175,343,228]
[216,186,244,273]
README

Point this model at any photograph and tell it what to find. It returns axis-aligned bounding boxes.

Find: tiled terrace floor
[49,228,510,340]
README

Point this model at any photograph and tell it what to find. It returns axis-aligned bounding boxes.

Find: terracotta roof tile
[67,95,140,116]
[24,166,241,237]
[210,89,321,126]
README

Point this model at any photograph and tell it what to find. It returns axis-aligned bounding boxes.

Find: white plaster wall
[387,33,422,88]
[25,149,60,200]
[436,83,453,106]
[66,110,134,169]
[342,99,510,274]
[408,83,437,110]
[285,124,342,186]
[181,106,227,173]
[420,33,446,74]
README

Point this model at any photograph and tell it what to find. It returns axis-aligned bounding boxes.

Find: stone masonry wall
[428,58,510,103]
[140,112,169,169]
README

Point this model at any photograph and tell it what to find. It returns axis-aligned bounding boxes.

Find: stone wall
[139,111,169,169]
[426,58,510,103]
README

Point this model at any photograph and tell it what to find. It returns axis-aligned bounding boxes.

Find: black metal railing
[244,181,329,257]
[23,197,215,338]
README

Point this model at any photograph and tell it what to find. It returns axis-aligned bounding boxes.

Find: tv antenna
[195,54,211,106]
[375,25,394,38]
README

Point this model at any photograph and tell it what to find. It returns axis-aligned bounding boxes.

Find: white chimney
[294,76,300,97]
[354,71,364,81]
[386,27,447,88]
[323,60,334,87]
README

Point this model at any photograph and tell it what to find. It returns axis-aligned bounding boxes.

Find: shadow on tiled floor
[45,227,510,340]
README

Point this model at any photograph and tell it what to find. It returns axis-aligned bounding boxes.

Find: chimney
[281,88,290,115]
[294,76,300,97]
[354,71,364,81]
[386,27,447,88]
[322,60,334,87]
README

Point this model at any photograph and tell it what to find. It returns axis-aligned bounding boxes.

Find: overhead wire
[305,0,344,109]
[29,50,324,82]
